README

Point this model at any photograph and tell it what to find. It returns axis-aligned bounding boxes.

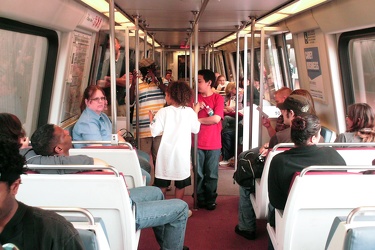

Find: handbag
[119,128,137,148]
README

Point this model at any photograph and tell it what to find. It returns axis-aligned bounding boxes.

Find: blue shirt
[72,108,112,148]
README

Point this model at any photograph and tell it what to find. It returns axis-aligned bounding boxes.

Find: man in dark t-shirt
[0,137,84,250]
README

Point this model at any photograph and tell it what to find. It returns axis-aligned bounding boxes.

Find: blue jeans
[194,149,221,204]
[238,185,256,231]
[130,186,188,250]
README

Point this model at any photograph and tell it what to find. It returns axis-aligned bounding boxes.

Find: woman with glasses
[72,85,125,148]
[72,85,152,184]
[335,103,375,143]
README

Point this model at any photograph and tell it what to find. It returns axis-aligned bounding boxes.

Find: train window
[286,33,300,89]
[339,27,375,109]
[0,18,57,134]
[0,29,47,122]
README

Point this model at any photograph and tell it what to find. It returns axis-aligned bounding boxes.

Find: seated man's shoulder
[26,205,84,248]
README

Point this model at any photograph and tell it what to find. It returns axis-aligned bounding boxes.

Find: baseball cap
[139,58,155,68]
[277,95,312,114]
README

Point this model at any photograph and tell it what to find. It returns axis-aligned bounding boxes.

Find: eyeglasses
[90,96,106,102]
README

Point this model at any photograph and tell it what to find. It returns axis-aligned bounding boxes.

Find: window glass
[0,29,47,127]
[349,37,375,108]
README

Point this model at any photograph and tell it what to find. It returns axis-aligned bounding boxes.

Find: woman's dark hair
[0,113,25,146]
[167,81,192,107]
[0,135,27,187]
[80,85,106,112]
[291,114,321,146]
[346,103,375,132]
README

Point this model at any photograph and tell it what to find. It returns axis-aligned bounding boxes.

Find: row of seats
[267,166,375,250]
[18,165,140,250]
[326,206,375,250]
[250,142,375,220]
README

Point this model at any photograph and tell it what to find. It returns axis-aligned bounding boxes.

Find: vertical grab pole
[124,28,130,130]
[108,0,118,138]
[258,27,265,147]
[134,16,140,147]
[193,14,199,210]
[211,42,215,72]
[249,17,256,149]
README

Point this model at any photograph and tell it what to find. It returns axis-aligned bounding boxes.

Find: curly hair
[0,135,27,187]
[31,124,57,156]
[167,81,193,107]
[346,103,375,132]
[291,114,321,146]
[80,85,106,112]
[0,113,25,146]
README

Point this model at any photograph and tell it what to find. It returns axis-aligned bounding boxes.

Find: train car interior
[2,0,375,249]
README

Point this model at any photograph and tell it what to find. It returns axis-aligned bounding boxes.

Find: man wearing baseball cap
[268,94,317,148]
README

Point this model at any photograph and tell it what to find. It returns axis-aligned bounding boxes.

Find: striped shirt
[133,81,166,138]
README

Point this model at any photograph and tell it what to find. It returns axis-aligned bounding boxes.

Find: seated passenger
[268,94,317,148]
[335,103,375,143]
[69,86,152,175]
[268,114,346,226]
[235,94,316,240]
[261,87,292,137]
[215,75,228,92]
[30,124,190,250]
[0,113,151,184]
[0,136,85,249]
[220,82,243,166]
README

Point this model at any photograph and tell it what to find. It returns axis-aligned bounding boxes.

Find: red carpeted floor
[138,195,268,250]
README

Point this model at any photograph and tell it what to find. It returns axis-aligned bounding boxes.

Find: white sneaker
[219,160,229,166]
[188,210,193,218]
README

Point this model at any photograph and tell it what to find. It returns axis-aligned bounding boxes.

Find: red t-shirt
[195,93,224,150]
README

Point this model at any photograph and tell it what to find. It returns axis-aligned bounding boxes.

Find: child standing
[149,81,200,212]
[194,69,224,210]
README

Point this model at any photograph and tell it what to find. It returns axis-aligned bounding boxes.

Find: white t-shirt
[150,105,200,180]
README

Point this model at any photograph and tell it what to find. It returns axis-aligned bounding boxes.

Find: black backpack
[233,150,265,192]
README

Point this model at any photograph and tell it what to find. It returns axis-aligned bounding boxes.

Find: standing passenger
[149,81,200,216]
[193,69,224,210]
[130,58,167,169]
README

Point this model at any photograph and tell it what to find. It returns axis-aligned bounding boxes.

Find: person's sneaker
[206,203,217,210]
[235,225,256,240]
[219,160,229,166]
[188,209,193,217]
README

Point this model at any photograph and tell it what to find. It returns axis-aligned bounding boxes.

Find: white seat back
[250,144,289,219]
[69,148,144,188]
[251,143,375,220]
[17,165,139,250]
[267,166,375,250]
